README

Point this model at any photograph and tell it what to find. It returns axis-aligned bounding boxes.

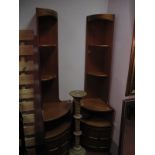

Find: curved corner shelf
[41,74,57,82]
[39,44,57,49]
[81,98,112,112]
[87,71,108,78]
[81,118,112,128]
[45,122,71,140]
[42,102,71,122]
[88,44,110,49]
[36,8,57,18]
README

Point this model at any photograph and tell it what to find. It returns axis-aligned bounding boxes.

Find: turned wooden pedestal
[69,90,87,155]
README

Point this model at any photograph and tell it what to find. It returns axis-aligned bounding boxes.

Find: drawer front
[81,135,111,151]
[81,123,112,138]
[45,129,71,149]
[46,141,69,155]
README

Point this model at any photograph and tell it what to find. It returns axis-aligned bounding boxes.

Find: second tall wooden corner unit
[81,14,115,152]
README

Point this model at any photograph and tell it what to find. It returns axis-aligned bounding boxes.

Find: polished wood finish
[45,122,71,155]
[87,71,108,77]
[43,102,71,122]
[36,7,59,103]
[81,98,112,112]
[82,14,115,152]
[45,122,71,140]
[36,8,71,154]
[87,14,114,22]
[85,14,114,101]
[36,8,57,17]
[81,119,112,128]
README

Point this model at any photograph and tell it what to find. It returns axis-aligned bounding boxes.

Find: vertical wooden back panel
[19,30,37,155]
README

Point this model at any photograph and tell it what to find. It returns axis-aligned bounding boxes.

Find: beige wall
[19,0,109,100]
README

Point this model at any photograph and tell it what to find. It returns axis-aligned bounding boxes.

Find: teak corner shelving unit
[36,8,71,154]
[81,14,115,152]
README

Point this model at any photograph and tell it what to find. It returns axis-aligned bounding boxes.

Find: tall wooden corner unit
[19,30,37,155]
[36,8,71,155]
[80,14,115,152]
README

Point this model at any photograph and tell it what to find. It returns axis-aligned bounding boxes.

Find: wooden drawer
[81,135,111,151]
[45,130,71,149]
[45,122,71,152]
[46,141,69,155]
[81,121,112,139]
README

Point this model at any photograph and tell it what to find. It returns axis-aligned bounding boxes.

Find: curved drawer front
[81,122,112,138]
[46,140,69,155]
[81,135,111,151]
[45,129,71,149]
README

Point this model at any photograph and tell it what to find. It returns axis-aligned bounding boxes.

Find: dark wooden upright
[81,14,115,152]
[36,8,71,155]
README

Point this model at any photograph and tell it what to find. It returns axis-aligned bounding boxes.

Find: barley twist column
[69,90,87,155]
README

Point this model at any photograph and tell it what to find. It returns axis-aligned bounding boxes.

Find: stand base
[69,146,86,155]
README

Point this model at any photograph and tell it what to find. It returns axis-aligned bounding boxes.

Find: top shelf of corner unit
[87,14,114,22]
[87,71,108,78]
[36,8,57,18]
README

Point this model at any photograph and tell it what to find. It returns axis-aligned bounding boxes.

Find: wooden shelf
[41,74,57,82]
[81,98,112,112]
[39,44,57,48]
[36,8,57,18]
[42,102,71,122]
[45,122,71,140]
[88,44,110,48]
[81,118,112,128]
[87,71,108,77]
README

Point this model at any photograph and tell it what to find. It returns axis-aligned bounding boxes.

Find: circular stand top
[69,90,87,98]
